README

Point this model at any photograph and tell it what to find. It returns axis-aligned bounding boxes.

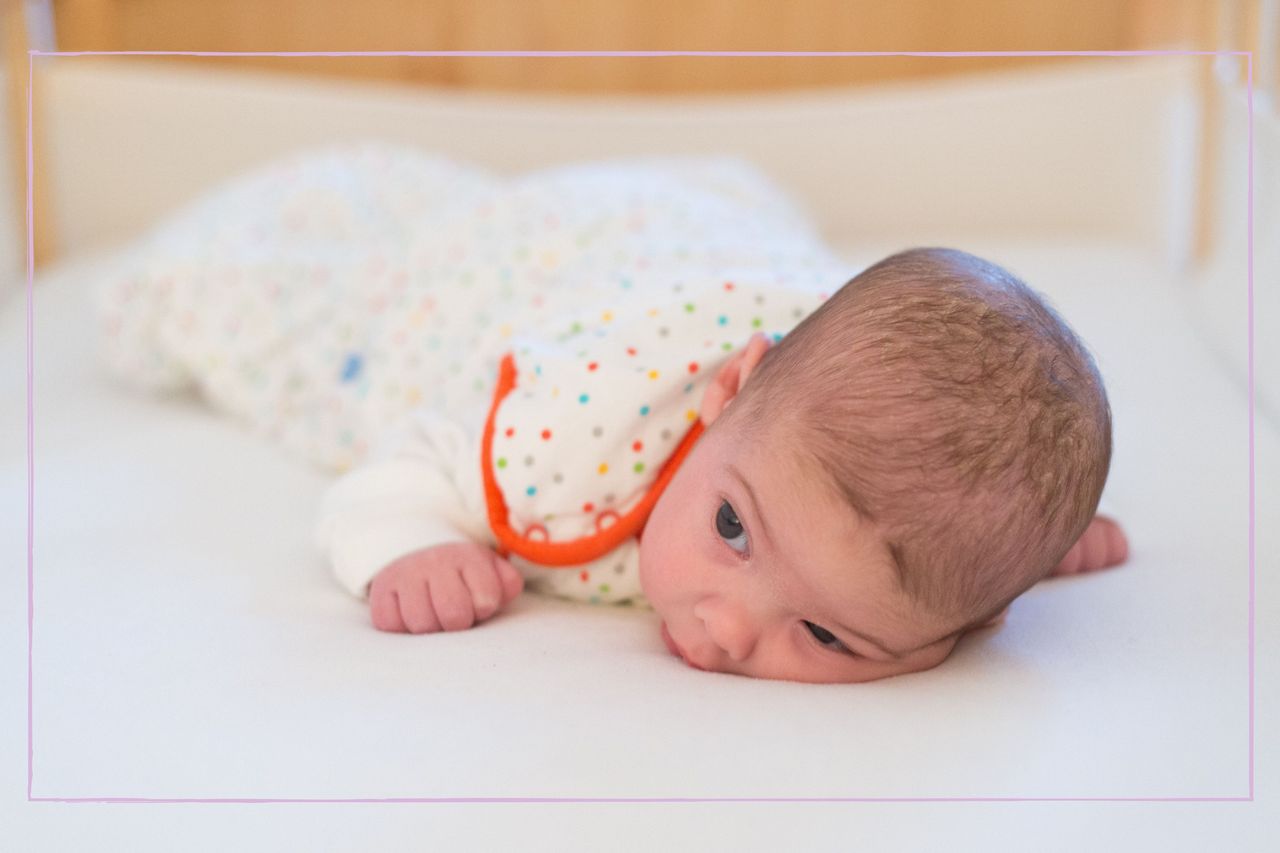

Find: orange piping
[481,352,702,566]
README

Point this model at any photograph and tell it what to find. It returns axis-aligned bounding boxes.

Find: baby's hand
[368,542,524,633]
[1050,515,1130,576]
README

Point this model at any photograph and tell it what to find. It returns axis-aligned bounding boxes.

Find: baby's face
[638,415,962,684]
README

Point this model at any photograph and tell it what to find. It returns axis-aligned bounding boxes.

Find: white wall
[37,56,1200,266]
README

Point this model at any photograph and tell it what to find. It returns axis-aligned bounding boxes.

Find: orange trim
[482,351,703,566]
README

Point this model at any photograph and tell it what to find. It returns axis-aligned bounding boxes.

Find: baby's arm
[1050,515,1129,576]
[315,409,524,631]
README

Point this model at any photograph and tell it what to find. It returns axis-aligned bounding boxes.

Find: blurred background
[0,1,1273,419]
[0,0,1273,267]
[1,3,1277,824]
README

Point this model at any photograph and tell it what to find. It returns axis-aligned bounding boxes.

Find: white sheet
[3,234,1276,848]
[5,49,1276,851]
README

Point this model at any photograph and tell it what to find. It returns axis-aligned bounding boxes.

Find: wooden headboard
[4,0,1274,266]
[22,0,1249,94]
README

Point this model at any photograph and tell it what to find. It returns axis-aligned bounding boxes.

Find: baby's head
[638,248,1111,683]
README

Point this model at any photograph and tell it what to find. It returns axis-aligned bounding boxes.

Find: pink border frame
[24,49,1256,804]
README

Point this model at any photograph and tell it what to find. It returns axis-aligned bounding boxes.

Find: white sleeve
[313,408,494,599]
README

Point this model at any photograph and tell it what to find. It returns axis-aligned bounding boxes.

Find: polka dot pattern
[490,259,831,606]
[94,141,855,609]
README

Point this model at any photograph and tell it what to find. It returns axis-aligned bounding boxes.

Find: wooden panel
[18,0,1251,268]
[47,0,1158,94]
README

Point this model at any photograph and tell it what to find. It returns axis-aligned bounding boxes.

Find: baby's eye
[804,620,852,655]
[714,500,748,554]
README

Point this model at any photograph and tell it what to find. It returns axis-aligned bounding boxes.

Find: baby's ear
[699,332,771,427]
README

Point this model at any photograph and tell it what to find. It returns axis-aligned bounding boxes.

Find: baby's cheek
[640,475,706,600]
[638,509,680,600]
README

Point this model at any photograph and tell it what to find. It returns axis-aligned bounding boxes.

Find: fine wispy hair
[723,247,1112,632]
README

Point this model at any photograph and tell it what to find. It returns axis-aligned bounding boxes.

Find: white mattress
[3,235,1276,849]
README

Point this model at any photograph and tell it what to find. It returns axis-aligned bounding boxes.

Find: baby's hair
[722,248,1112,634]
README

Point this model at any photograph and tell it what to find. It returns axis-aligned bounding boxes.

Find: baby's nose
[694,599,758,663]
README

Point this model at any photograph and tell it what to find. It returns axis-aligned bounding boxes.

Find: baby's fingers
[396,579,443,634]
[459,554,505,622]
[1098,516,1130,566]
[495,556,524,603]
[428,565,476,631]
[369,584,408,633]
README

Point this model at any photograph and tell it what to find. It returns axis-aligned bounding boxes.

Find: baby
[318,246,1128,684]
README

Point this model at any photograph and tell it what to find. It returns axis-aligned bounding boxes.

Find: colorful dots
[688,361,699,373]
[722,342,733,351]
[685,409,697,421]
[772,332,783,342]
[634,462,646,473]
[587,362,598,372]
[752,317,763,328]
[684,303,696,313]
[639,405,650,416]
[598,583,611,594]
[497,457,508,468]
[648,370,660,380]
[579,393,590,404]
[580,571,590,583]
[598,463,609,474]
[526,486,537,496]
[683,383,694,394]
[339,352,363,382]
[541,428,552,440]
[632,440,644,452]
[602,311,614,322]
[505,427,515,438]
[717,315,728,326]
[647,308,660,317]
[626,347,637,356]
[535,364,542,376]
[583,502,595,513]
[724,281,735,291]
